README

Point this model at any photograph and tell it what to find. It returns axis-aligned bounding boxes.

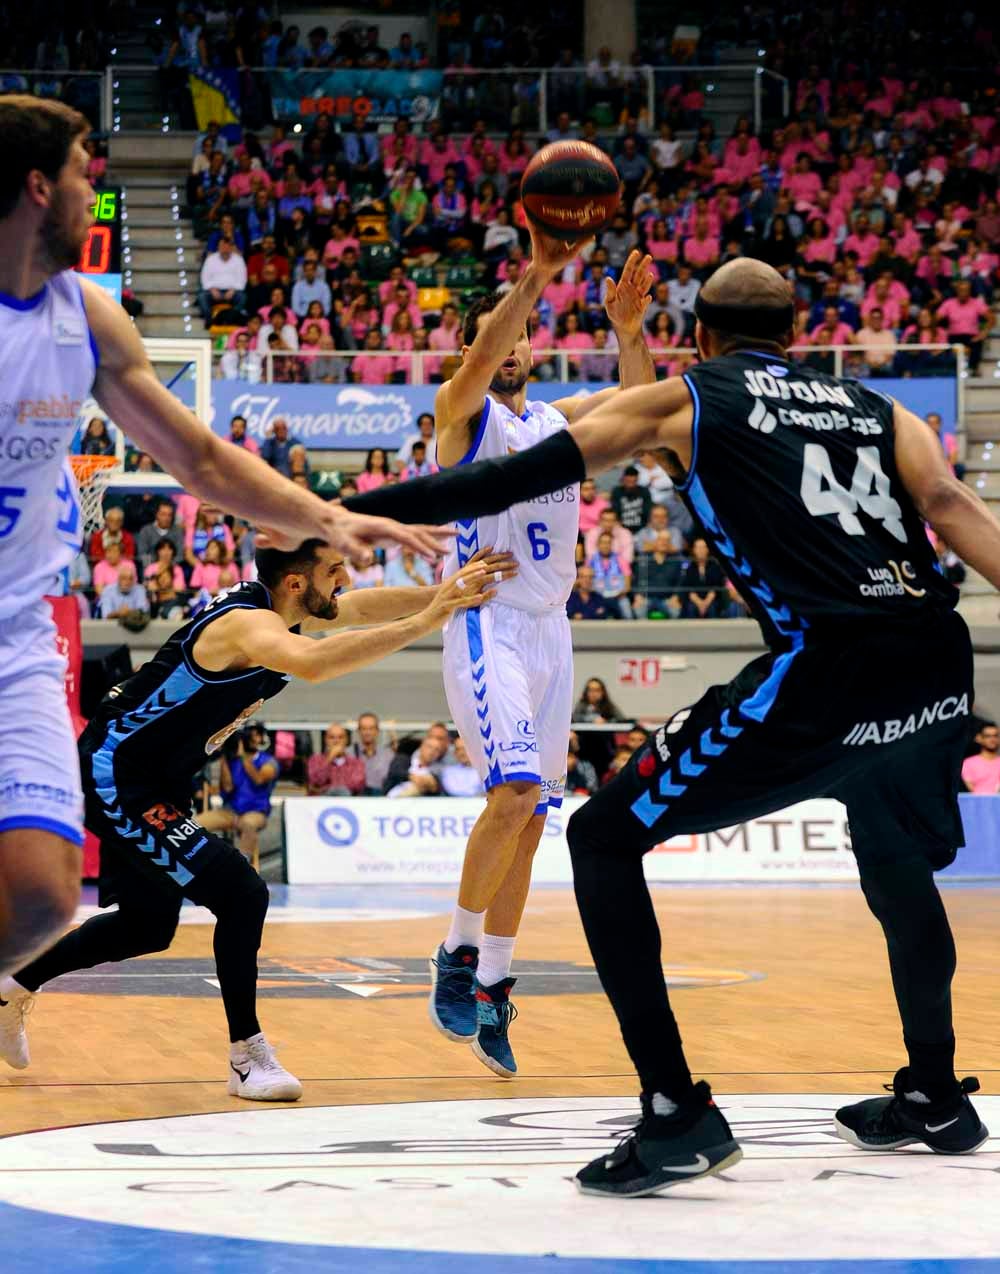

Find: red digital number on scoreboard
[77,224,112,274]
[617,657,661,688]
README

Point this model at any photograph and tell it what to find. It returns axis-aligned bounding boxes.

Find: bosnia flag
[188,67,240,135]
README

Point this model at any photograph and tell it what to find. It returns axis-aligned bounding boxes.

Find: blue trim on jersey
[456,396,491,466]
[486,769,542,791]
[0,815,83,845]
[533,801,548,815]
[464,606,503,787]
[0,286,47,311]
[740,648,799,723]
[180,602,272,684]
[743,350,790,362]
[89,663,206,888]
[676,373,700,493]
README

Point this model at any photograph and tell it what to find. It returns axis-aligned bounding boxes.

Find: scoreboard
[75,188,123,302]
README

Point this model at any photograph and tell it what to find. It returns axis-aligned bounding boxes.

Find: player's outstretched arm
[434,224,588,463]
[200,560,501,683]
[302,550,517,632]
[80,280,449,562]
[894,401,1000,590]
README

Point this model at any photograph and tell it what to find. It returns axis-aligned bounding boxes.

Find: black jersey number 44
[677,352,956,646]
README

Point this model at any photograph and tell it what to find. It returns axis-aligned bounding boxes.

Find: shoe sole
[227,1075,303,1101]
[428,953,477,1043]
[834,1116,989,1155]
[470,1037,516,1079]
[575,1146,743,1197]
[0,1047,29,1071]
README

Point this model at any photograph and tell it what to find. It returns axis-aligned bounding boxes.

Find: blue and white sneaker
[429,943,479,1041]
[471,977,518,1078]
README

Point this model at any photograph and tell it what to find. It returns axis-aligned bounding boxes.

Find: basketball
[520,141,620,240]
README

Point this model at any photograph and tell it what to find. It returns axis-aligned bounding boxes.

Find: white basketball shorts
[443,603,573,813]
[0,602,84,845]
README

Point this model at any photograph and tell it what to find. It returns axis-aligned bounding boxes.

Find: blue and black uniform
[566,350,972,1103]
[16,582,296,1042]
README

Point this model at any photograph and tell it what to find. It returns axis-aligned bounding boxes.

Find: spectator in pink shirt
[578,478,610,535]
[463,135,488,187]
[784,155,823,208]
[386,311,416,382]
[937,280,991,371]
[227,152,271,205]
[809,307,855,348]
[800,217,837,264]
[92,541,135,595]
[584,507,634,566]
[646,219,679,271]
[556,312,594,378]
[381,119,418,173]
[931,84,963,123]
[382,283,425,334]
[463,120,496,160]
[890,213,923,263]
[378,266,417,308]
[682,218,720,272]
[189,539,228,595]
[543,274,579,317]
[420,131,461,187]
[961,723,1000,794]
[843,215,881,267]
[861,281,905,329]
[351,329,393,384]
[498,129,533,177]
[322,225,362,268]
[356,448,392,494]
[960,239,999,295]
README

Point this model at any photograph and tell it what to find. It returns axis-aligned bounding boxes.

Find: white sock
[231,1031,265,1056]
[444,905,485,953]
[477,933,516,987]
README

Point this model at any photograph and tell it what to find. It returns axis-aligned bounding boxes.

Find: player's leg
[432,606,541,1042]
[832,745,988,1154]
[0,645,86,977]
[235,811,267,869]
[1,849,180,1070]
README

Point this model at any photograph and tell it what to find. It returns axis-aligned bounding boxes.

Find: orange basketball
[520,141,621,239]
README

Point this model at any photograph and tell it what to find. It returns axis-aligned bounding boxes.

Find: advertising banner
[210,377,957,451]
[267,69,442,124]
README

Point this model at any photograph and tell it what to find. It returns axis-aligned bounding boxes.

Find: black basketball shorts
[583,611,974,870]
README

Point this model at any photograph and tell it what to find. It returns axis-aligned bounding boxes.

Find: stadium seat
[361,243,399,280]
[417,287,451,313]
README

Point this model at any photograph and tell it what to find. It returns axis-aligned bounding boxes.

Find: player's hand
[256,508,454,562]
[604,249,655,337]
[424,559,509,625]
[528,221,593,277]
[463,546,518,584]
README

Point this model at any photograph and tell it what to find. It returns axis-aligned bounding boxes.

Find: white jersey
[0,271,95,620]
[444,393,578,612]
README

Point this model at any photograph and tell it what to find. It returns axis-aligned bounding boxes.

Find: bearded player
[428,234,656,1076]
[0,96,442,982]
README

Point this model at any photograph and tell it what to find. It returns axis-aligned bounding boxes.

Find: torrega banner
[283,795,1000,884]
[266,69,442,123]
[211,379,956,452]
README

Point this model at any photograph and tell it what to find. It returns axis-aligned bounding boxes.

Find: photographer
[199,723,279,869]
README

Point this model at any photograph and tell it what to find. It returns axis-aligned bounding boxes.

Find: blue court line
[0,1203,996,1274]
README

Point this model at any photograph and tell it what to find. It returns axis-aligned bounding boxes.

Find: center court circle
[1,1096,997,1263]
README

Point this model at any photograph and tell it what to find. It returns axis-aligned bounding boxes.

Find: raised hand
[528,221,594,278]
[604,249,656,337]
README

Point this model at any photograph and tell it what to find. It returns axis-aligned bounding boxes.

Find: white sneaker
[227,1033,302,1101]
[0,978,35,1070]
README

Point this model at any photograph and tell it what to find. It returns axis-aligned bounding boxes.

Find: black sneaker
[575,1081,742,1197]
[835,1069,989,1155]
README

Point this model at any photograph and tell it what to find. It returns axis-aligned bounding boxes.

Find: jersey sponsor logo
[15,394,83,425]
[745,369,855,408]
[142,803,182,832]
[859,560,927,599]
[205,698,265,755]
[0,435,64,462]
[842,693,969,747]
[665,709,691,736]
[499,740,539,754]
[54,318,85,346]
[748,398,778,433]
[526,486,577,505]
[516,719,536,738]
[0,776,77,807]
[654,727,671,763]
[744,371,884,437]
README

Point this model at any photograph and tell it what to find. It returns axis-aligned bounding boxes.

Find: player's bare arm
[551,250,658,424]
[567,376,695,478]
[80,278,450,562]
[435,224,590,464]
[894,401,1000,590]
[300,549,517,632]
[192,560,503,683]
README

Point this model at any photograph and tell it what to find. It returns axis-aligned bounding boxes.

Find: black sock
[16,904,179,993]
[858,855,958,1095]
[568,803,694,1102]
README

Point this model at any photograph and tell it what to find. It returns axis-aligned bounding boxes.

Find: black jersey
[80,582,295,801]
[679,351,956,647]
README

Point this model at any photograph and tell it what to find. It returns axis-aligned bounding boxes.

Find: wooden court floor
[2,883,998,1138]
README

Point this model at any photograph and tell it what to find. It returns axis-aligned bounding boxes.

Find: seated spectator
[357,447,392,494]
[220,331,263,382]
[584,507,634,566]
[390,168,429,246]
[144,540,187,619]
[92,539,130,595]
[602,726,650,786]
[257,305,300,353]
[246,233,289,287]
[666,264,700,338]
[566,731,599,795]
[809,305,856,349]
[307,724,367,796]
[259,418,302,478]
[382,282,425,334]
[198,724,278,868]
[89,506,135,563]
[384,732,446,797]
[347,551,385,590]
[679,537,725,618]
[556,312,595,378]
[633,532,683,618]
[79,417,115,456]
[185,503,235,570]
[611,465,653,533]
[937,279,992,373]
[387,310,416,382]
[198,238,247,325]
[961,723,1000,794]
[578,477,610,535]
[398,440,437,481]
[307,333,347,384]
[898,308,954,377]
[396,413,437,470]
[580,327,619,383]
[853,307,896,374]
[384,548,434,587]
[189,538,229,596]
[350,711,395,794]
[136,499,184,568]
[67,550,92,619]
[291,258,331,319]
[438,736,485,797]
[589,530,633,619]
[430,173,468,244]
[351,329,392,384]
[343,110,380,181]
[206,211,246,258]
[98,560,149,619]
[567,565,609,620]
[634,504,682,554]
